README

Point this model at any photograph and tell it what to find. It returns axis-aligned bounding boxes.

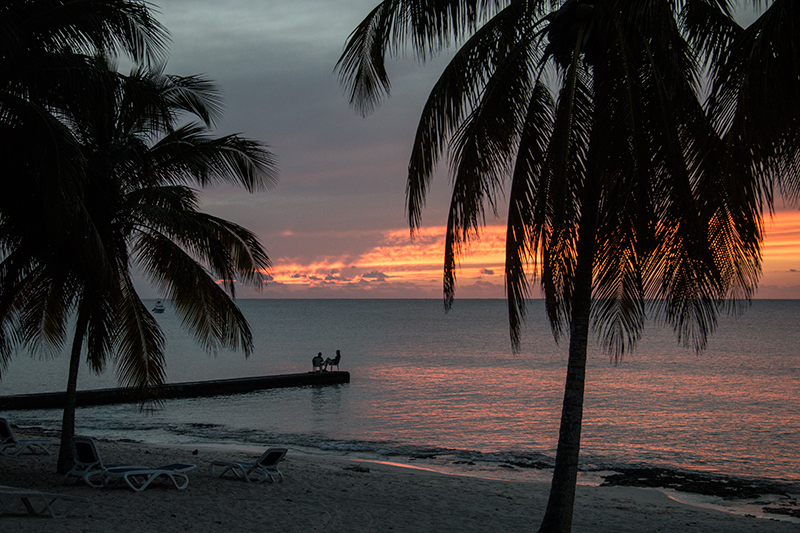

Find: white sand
[0,433,796,532]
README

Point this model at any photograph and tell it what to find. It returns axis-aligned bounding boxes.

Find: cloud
[362,270,389,281]
[258,225,507,297]
[325,270,352,281]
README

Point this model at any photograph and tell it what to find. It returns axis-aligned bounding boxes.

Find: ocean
[2,299,798,510]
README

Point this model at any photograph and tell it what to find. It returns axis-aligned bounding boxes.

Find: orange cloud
[763,210,800,260]
[267,225,508,296]
[759,209,800,295]
[261,209,800,298]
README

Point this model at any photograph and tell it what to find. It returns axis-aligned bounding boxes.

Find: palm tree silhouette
[50,61,276,473]
[337,1,771,530]
[1,2,277,474]
[1,56,277,472]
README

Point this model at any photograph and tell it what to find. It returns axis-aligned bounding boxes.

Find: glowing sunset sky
[140,0,800,299]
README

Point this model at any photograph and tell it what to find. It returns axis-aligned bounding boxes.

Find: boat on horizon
[152,300,165,313]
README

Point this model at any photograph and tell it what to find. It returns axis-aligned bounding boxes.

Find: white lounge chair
[103,463,196,491]
[0,418,57,456]
[66,436,143,487]
[209,447,287,483]
[0,485,83,518]
[66,436,195,491]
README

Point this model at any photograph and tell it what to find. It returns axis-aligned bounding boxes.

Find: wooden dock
[0,371,350,410]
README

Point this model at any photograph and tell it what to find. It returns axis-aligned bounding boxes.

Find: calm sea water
[2,299,799,488]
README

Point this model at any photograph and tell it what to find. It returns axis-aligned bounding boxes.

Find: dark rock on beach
[600,467,794,499]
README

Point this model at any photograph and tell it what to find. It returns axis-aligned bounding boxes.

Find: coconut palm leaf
[681,0,740,63]
[337,0,508,115]
[127,184,269,283]
[442,13,540,309]
[407,1,546,230]
[147,124,278,191]
[133,229,255,355]
[505,81,553,348]
[113,272,166,401]
[709,0,800,202]
[0,0,167,64]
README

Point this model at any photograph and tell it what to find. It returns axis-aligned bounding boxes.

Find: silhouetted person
[312,352,324,372]
[325,350,341,371]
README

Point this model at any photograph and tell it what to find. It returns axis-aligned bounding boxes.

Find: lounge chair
[209,447,287,483]
[65,436,143,487]
[66,436,196,491]
[103,463,197,491]
[0,418,57,456]
[0,485,83,518]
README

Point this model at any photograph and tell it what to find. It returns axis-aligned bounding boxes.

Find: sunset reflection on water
[359,364,564,452]
[2,299,797,484]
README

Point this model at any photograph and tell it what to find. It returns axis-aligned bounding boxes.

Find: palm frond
[710,0,800,203]
[443,15,539,308]
[160,73,225,127]
[407,0,545,230]
[541,61,592,336]
[134,229,255,356]
[113,271,166,406]
[0,252,48,371]
[133,195,270,295]
[336,2,397,115]
[0,0,168,77]
[16,267,80,358]
[83,290,118,374]
[680,0,740,66]
[505,81,554,349]
[336,0,520,115]
[147,124,278,192]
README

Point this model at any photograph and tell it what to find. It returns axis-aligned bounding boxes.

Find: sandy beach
[0,430,796,532]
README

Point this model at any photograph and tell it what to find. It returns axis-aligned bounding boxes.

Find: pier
[0,371,350,410]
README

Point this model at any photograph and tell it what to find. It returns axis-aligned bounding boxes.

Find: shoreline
[1,429,798,532]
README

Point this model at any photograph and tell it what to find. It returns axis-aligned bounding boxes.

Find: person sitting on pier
[324,350,341,371]
[312,352,324,372]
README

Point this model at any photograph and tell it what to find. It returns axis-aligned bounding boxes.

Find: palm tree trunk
[56,309,89,474]
[538,184,599,532]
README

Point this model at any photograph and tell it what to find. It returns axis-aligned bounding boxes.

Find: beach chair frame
[102,464,196,491]
[0,418,57,456]
[66,436,195,491]
[0,485,83,518]
[209,447,287,483]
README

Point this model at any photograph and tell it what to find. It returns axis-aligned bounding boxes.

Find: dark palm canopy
[0,0,168,236]
[2,59,277,393]
[0,1,277,474]
[337,1,795,530]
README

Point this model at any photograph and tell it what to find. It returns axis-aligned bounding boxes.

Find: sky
[138,0,800,299]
